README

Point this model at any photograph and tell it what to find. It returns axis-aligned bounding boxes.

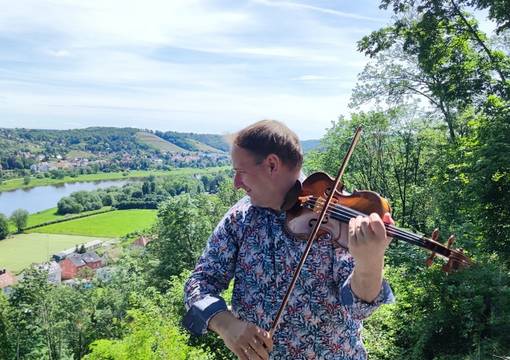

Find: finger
[237,347,249,360]
[382,212,394,241]
[256,328,273,352]
[354,216,366,242]
[383,212,394,225]
[368,213,385,238]
[359,216,370,238]
[246,345,264,360]
[251,337,270,359]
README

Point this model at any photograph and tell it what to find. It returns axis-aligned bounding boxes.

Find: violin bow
[269,126,363,336]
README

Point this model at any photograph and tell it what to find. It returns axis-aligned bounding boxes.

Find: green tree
[10,208,29,233]
[149,193,225,286]
[57,197,84,214]
[0,213,9,240]
[84,304,211,360]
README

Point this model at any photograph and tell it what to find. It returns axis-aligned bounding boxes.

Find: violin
[269,126,471,336]
[283,171,471,270]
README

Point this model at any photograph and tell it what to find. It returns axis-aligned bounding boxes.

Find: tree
[57,197,83,214]
[354,1,509,143]
[10,208,29,233]
[0,213,9,240]
[150,193,225,286]
[23,175,31,185]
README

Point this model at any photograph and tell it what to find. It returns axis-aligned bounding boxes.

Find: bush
[57,197,83,215]
[0,213,9,239]
[10,209,29,233]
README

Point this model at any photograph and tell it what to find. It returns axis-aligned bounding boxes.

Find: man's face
[231,145,275,208]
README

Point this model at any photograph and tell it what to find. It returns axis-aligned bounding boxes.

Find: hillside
[0,127,230,172]
[135,132,187,152]
[0,127,319,173]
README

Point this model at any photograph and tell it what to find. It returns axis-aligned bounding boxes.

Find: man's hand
[348,212,393,302]
[209,310,273,360]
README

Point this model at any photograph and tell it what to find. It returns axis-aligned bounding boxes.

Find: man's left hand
[348,212,393,303]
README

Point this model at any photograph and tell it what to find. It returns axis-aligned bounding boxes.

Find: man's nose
[233,173,243,189]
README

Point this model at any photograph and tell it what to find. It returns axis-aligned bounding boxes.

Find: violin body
[285,172,391,249]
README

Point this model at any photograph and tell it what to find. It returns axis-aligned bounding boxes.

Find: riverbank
[0,167,228,192]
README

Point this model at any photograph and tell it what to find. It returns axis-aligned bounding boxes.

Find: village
[0,236,151,294]
[1,150,230,175]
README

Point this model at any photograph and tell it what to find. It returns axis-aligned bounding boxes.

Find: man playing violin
[183,120,395,359]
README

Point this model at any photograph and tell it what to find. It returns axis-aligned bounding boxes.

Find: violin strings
[304,197,422,241]
[304,197,447,254]
[304,198,470,265]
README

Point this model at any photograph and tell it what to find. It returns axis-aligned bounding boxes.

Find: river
[0,179,137,216]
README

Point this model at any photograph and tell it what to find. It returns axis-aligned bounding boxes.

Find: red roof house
[60,252,102,280]
[132,236,152,247]
[0,269,17,289]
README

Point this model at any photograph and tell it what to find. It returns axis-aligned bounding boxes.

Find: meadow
[27,209,158,238]
[0,233,113,273]
[7,207,112,233]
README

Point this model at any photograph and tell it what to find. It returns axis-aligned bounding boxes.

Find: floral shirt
[183,197,394,360]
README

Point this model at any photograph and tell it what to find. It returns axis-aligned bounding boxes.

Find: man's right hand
[208,310,273,360]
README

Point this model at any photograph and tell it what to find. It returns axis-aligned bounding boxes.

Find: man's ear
[266,154,280,174]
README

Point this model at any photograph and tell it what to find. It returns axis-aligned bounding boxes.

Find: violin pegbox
[425,229,465,273]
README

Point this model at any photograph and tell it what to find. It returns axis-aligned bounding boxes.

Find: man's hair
[232,120,303,169]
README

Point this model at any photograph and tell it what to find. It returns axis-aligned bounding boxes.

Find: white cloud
[252,0,386,22]
[0,0,389,139]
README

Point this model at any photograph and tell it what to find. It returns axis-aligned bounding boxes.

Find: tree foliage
[10,208,29,233]
[0,213,9,240]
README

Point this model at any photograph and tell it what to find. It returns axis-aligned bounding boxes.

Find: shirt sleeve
[182,206,243,335]
[340,274,395,320]
[334,248,395,321]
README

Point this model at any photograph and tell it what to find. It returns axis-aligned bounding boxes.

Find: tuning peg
[425,228,440,267]
[442,235,462,273]
[446,234,455,248]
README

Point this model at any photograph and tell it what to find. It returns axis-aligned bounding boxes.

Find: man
[183,120,394,359]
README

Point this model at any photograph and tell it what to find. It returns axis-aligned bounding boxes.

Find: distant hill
[154,130,229,152]
[0,127,322,172]
[301,139,321,153]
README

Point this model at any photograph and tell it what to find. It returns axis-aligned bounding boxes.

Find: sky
[1,0,394,139]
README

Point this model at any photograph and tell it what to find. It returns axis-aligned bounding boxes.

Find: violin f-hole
[308,215,329,228]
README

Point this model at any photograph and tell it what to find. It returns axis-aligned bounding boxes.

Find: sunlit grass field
[0,233,113,273]
[7,207,112,233]
[27,209,158,238]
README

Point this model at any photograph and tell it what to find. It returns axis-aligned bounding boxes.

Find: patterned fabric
[184,197,394,360]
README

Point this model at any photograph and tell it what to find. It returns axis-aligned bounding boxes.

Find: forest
[0,0,509,359]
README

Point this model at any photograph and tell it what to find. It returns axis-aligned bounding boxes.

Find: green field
[7,207,113,233]
[0,167,228,192]
[27,209,158,238]
[0,233,113,273]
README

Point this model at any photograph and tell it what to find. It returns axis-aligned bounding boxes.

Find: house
[52,247,76,262]
[132,236,152,247]
[84,240,103,251]
[0,269,17,291]
[60,252,102,280]
[33,261,62,284]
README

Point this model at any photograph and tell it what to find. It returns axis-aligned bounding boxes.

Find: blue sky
[2,1,394,139]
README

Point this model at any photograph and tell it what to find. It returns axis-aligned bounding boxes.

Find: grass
[135,131,186,152]
[0,167,228,192]
[7,207,113,233]
[0,233,113,274]
[27,209,158,238]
